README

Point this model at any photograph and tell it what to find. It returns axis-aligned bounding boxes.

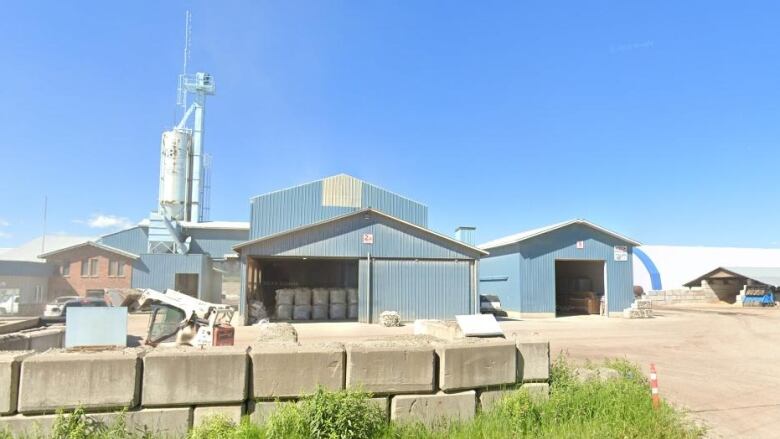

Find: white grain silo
[158,128,192,221]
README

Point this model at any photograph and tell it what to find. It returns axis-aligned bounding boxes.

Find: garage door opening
[555,260,605,316]
[246,258,359,323]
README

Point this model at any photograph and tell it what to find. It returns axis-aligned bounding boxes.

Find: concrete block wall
[0,339,551,435]
[643,287,720,305]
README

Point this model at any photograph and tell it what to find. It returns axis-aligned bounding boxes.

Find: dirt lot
[127,304,780,438]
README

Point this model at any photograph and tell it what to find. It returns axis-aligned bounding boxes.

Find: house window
[61,262,70,277]
[81,258,99,277]
[34,285,43,303]
[109,260,125,277]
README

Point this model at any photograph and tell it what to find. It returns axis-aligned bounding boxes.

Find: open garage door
[246,258,359,323]
[555,260,605,316]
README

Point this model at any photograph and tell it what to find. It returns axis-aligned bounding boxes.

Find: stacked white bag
[347,288,359,319]
[311,288,330,320]
[293,287,312,320]
[275,289,295,320]
[329,288,347,319]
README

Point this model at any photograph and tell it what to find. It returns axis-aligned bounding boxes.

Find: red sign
[362,233,374,244]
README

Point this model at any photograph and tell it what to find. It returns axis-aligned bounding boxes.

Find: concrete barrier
[2,334,553,434]
[17,349,141,414]
[0,333,30,351]
[346,342,436,394]
[0,351,33,415]
[142,347,248,406]
[391,390,476,426]
[0,318,40,335]
[478,382,550,411]
[27,328,65,352]
[246,400,283,425]
[435,339,516,391]
[250,343,344,398]
[516,341,550,382]
[0,408,192,436]
[193,405,244,427]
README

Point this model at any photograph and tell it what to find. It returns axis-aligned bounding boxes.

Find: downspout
[366,252,372,323]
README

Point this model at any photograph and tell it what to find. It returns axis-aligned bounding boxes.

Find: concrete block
[18,349,141,414]
[193,405,244,427]
[516,342,550,382]
[435,339,517,391]
[0,333,30,351]
[250,343,344,398]
[247,400,286,425]
[0,318,40,335]
[413,320,464,340]
[346,342,436,394]
[369,397,389,420]
[0,413,58,436]
[478,387,519,411]
[28,328,65,352]
[0,408,192,437]
[143,346,248,406]
[391,390,476,426]
[0,351,33,415]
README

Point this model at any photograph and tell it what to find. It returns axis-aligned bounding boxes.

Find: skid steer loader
[138,288,235,347]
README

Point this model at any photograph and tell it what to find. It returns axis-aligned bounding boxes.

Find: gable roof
[233,207,488,256]
[479,219,641,250]
[39,241,139,260]
[684,266,780,288]
[0,235,95,262]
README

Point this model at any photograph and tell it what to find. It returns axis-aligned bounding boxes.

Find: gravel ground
[127,304,780,438]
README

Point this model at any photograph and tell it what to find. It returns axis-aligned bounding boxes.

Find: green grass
[1,358,703,439]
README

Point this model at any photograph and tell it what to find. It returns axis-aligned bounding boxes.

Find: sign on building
[362,233,374,244]
[614,245,628,261]
[576,240,585,249]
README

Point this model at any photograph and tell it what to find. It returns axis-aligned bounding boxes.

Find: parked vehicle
[0,294,19,315]
[43,297,109,323]
[43,296,81,318]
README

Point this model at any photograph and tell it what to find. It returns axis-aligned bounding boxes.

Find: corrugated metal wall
[132,254,214,300]
[477,247,521,310]
[241,212,479,260]
[186,228,248,258]
[0,261,56,277]
[365,259,472,322]
[0,275,49,304]
[480,223,635,314]
[249,175,428,240]
[98,226,149,255]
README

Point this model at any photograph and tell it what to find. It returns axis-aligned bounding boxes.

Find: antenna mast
[177,11,192,114]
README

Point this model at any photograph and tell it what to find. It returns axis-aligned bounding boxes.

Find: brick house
[40,241,138,298]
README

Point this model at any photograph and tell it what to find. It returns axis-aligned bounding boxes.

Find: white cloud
[76,214,135,230]
[0,219,9,227]
[0,231,10,239]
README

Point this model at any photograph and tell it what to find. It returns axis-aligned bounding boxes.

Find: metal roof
[684,266,780,288]
[39,241,140,260]
[0,235,94,262]
[233,207,489,255]
[479,219,641,250]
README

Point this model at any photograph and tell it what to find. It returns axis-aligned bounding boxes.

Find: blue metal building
[479,219,639,317]
[98,221,248,302]
[234,174,486,323]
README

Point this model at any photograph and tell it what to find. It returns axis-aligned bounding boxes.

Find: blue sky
[1,2,779,248]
